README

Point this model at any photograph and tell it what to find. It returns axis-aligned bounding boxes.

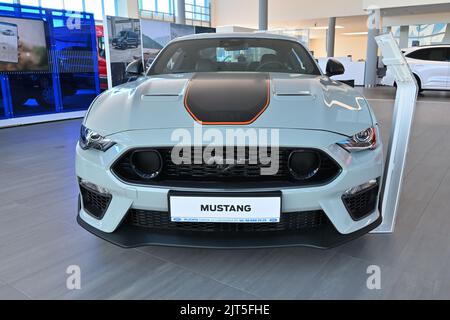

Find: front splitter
[77,213,382,249]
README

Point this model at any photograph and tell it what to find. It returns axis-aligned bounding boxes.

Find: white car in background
[381,44,450,92]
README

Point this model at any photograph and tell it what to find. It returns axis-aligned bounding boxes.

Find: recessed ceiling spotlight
[310,25,345,30]
[342,32,369,35]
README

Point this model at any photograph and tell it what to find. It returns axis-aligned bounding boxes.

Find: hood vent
[275,91,314,97]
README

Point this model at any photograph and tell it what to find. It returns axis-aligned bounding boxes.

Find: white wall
[310,35,368,61]
[383,12,450,26]
[211,0,450,29]
[363,0,450,9]
[211,0,366,29]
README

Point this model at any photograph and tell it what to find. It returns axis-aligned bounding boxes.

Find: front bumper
[76,128,384,248]
[77,210,382,249]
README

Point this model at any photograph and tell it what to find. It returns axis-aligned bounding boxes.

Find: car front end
[76,33,383,249]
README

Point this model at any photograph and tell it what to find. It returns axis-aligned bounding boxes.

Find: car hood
[85,73,374,137]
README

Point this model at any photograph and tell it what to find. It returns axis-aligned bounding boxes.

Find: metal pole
[444,23,450,43]
[259,0,268,31]
[399,26,409,49]
[327,17,336,57]
[103,0,113,89]
[176,0,186,25]
[364,19,379,87]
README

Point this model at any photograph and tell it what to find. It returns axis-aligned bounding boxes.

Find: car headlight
[79,125,116,151]
[337,126,377,152]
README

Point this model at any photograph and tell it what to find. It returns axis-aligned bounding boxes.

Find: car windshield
[148,38,321,75]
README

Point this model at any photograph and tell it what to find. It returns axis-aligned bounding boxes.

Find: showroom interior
[0,0,450,300]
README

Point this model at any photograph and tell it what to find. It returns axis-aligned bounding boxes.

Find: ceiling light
[310,25,344,30]
[342,32,368,36]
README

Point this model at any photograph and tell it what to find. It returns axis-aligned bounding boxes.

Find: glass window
[84,0,103,20]
[388,23,448,47]
[157,0,171,13]
[141,0,156,11]
[41,0,64,9]
[63,0,83,12]
[407,48,448,62]
[185,0,193,19]
[185,0,210,21]
[18,0,39,6]
[104,0,115,16]
[149,38,321,75]
[408,23,447,46]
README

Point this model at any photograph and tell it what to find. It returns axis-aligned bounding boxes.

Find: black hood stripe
[184,72,270,125]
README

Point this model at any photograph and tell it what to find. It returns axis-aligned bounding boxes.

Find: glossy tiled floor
[1,87,450,299]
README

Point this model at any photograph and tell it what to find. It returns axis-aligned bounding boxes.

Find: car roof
[170,32,300,43]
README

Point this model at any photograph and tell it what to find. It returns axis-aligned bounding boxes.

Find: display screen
[0,22,18,64]
[0,16,49,72]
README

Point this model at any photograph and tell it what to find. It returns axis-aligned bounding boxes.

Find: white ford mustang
[76,32,383,249]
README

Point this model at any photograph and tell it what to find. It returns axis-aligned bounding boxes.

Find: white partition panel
[372,33,418,233]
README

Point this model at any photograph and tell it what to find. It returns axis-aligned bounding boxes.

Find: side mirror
[326,58,345,77]
[125,59,144,77]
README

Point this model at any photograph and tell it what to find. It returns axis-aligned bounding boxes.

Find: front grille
[342,184,379,221]
[111,147,341,188]
[126,209,330,233]
[80,185,112,219]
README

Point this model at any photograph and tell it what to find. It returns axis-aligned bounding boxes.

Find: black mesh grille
[342,184,379,220]
[111,147,341,188]
[126,209,330,233]
[80,185,112,219]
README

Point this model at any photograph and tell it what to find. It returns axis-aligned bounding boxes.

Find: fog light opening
[79,178,110,195]
[130,149,163,180]
[345,179,378,196]
[288,150,322,181]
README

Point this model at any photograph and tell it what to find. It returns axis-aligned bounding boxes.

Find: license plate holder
[168,191,282,223]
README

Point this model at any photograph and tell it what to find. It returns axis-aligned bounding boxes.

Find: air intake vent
[342,183,379,220]
[126,209,330,233]
[80,184,112,219]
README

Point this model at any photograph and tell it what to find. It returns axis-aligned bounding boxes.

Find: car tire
[413,74,423,93]
[394,75,423,93]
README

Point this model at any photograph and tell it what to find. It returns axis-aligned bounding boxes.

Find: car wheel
[413,74,423,93]
[78,194,81,213]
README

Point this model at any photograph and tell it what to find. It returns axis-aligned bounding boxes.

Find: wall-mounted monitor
[0,16,49,72]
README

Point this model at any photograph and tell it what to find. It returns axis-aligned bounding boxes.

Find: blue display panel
[0,3,99,120]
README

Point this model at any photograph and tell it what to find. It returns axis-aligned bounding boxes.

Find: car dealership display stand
[372,33,418,233]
